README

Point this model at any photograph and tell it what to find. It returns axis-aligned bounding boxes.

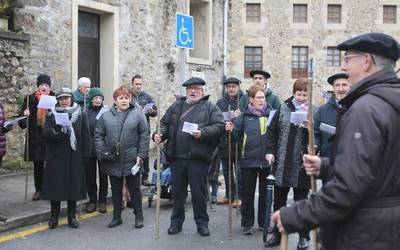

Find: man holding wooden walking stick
[272,32,400,250]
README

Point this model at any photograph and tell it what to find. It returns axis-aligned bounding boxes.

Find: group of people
[1,31,399,250]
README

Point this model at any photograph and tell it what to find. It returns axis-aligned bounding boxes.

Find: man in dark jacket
[314,73,350,160]
[239,70,281,111]
[132,74,157,186]
[216,77,243,206]
[154,77,224,237]
[272,32,400,250]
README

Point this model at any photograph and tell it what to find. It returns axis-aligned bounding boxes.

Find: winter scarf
[34,90,49,127]
[53,103,81,150]
[292,99,308,112]
[248,103,267,117]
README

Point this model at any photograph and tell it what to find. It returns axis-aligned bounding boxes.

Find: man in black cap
[314,73,350,161]
[239,70,281,111]
[215,77,243,206]
[19,74,55,201]
[154,77,224,236]
[272,32,400,249]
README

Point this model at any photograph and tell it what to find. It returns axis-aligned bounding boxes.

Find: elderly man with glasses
[154,77,224,237]
[272,32,400,250]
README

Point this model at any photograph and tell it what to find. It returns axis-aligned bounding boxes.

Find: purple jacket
[0,102,6,157]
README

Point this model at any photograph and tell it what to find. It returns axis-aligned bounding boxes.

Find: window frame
[293,4,308,23]
[383,5,397,24]
[291,46,309,79]
[327,4,342,24]
[246,3,261,23]
[244,46,263,78]
[327,46,341,67]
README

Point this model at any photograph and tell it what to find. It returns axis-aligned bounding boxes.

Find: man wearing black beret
[239,69,281,111]
[154,77,224,236]
[273,32,400,249]
[314,73,350,160]
[215,77,243,206]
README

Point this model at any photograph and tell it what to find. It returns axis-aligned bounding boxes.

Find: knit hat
[88,87,104,101]
[37,74,51,87]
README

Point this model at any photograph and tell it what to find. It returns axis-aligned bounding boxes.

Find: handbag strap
[117,110,131,143]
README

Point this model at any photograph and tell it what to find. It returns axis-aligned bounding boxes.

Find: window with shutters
[327,47,341,67]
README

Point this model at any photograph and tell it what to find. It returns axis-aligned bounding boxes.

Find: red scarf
[34,90,48,127]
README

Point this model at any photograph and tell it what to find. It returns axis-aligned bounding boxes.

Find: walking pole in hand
[24,85,30,201]
[280,233,288,250]
[155,97,162,239]
[234,93,240,216]
[263,161,275,246]
[227,104,233,240]
[307,77,319,250]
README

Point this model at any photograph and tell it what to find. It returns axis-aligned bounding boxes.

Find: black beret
[223,77,241,85]
[250,70,271,79]
[327,73,349,85]
[37,74,51,87]
[337,32,400,61]
[182,77,206,87]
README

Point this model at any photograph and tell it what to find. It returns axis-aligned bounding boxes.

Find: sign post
[176,13,194,95]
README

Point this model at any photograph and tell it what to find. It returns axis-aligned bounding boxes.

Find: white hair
[78,77,91,87]
[370,53,395,70]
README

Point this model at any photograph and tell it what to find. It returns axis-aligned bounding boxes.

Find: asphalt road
[0,192,315,250]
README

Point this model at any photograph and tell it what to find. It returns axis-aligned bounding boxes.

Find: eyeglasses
[254,96,265,100]
[186,86,203,91]
[343,53,365,63]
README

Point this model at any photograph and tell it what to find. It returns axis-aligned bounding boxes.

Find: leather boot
[134,210,144,228]
[108,209,122,228]
[265,225,281,247]
[48,201,60,229]
[67,201,79,228]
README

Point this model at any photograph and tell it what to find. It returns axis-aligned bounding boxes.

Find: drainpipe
[222,0,228,96]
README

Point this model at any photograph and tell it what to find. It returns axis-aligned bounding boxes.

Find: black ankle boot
[134,210,144,228]
[108,210,122,228]
[67,201,79,228]
[265,225,281,247]
[48,201,60,229]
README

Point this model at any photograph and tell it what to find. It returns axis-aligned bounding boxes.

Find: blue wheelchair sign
[176,13,194,49]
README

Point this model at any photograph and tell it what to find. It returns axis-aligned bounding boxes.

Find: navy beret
[182,77,206,87]
[37,74,51,87]
[337,32,400,61]
[327,73,349,85]
[250,70,271,79]
[223,77,241,85]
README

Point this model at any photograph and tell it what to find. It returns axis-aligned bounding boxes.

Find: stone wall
[1,0,226,171]
[0,31,30,171]
[229,0,400,103]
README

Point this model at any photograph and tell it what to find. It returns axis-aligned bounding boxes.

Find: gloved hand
[54,124,62,133]
[4,123,13,132]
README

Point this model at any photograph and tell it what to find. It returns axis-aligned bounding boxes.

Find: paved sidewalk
[0,171,151,232]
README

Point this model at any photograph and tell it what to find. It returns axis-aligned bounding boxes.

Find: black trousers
[273,186,310,239]
[142,156,150,179]
[86,158,108,204]
[170,159,209,227]
[34,161,44,192]
[241,167,268,227]
[109,175,142,217]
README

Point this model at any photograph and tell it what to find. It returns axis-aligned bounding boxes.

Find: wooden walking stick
[227,104,233,240]
[24,85,30,201]
[280,233,288,250]
[307,78,319,250]
[234,93,240,216]
[155,97,161,239]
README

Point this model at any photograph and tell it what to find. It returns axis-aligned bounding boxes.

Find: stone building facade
[228,0,400,103]
[0,0,226,168]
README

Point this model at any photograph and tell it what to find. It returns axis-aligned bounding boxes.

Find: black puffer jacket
[281,69,400,250]
[158,95,224,163]
[94,104,149,177]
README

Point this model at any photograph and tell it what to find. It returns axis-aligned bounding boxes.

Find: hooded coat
[280,69,400,250]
